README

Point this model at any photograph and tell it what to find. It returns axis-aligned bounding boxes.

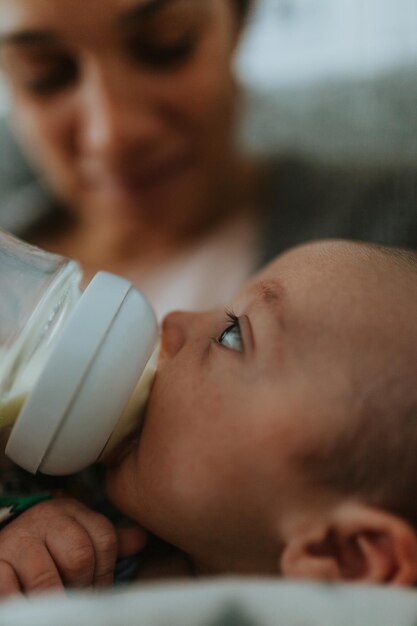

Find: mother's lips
[84,153,192,193]
[127,155,190,187]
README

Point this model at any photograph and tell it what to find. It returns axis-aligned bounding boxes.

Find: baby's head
[107,240,417,584]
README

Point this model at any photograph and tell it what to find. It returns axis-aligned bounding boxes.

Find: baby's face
[107,241,417,574]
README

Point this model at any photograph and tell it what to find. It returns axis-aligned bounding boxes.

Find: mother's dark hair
[233,0,252,18]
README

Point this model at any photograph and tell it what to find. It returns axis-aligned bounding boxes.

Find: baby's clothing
[0,493,51,529]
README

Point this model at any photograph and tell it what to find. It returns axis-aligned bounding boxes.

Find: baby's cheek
[102,359,203,538]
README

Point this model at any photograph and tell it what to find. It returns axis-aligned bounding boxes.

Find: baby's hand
[0,498,121,598]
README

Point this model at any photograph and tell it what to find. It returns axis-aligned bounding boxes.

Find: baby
[3,239,417,595]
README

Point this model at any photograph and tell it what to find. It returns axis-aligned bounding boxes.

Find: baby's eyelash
[209,308,243,354]
[217,309,240,342]
[225,308,238,325]
[210,309,239,346]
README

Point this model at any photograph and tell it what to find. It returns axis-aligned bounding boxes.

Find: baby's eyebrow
[256,280,284,304]
[251,279,286,332]
[252,279,286,306]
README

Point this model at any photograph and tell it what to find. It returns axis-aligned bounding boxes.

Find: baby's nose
[160,311,187,359]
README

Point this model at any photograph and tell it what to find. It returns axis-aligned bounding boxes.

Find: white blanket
[1,579,417,626]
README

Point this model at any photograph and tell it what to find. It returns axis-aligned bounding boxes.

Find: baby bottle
[0,230,159,475]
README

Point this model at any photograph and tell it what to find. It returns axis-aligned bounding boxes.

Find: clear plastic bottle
[0,230,159,475]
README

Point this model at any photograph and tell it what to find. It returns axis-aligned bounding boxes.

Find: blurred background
[235,0,417,165]
[237,0,417,88]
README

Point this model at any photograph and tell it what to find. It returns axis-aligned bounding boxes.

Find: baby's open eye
[217,313,243,352]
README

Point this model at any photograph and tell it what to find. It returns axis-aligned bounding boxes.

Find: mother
[0,0,416,318]
[0,0,261,317]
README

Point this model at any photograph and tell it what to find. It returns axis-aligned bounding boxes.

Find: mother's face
[0,0,242,233]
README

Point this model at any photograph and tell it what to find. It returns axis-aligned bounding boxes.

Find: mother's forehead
[0,0,183,27]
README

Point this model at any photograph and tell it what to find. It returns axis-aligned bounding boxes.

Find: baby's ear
[279,503,417,585]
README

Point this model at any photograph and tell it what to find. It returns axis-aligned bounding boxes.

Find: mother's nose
[77,67,162,162]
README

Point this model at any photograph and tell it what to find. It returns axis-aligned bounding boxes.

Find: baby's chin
[105,444,139,516]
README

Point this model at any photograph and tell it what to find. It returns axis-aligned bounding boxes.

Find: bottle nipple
[99,343,160,460]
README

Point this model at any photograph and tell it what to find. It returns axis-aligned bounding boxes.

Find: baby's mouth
[102,428,141,467]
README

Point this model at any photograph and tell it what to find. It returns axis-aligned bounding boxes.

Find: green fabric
[0,492,52,528]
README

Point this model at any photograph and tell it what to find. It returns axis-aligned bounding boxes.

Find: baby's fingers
[89,524,118,587]
[46,508,117,588]
[117,526,148,558]
[46,523,96,588]
[15,544,64,595]
[0,561,22,599]
[75,512,118,588]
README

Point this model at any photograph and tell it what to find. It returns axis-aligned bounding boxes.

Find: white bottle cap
[6,272,158,475]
